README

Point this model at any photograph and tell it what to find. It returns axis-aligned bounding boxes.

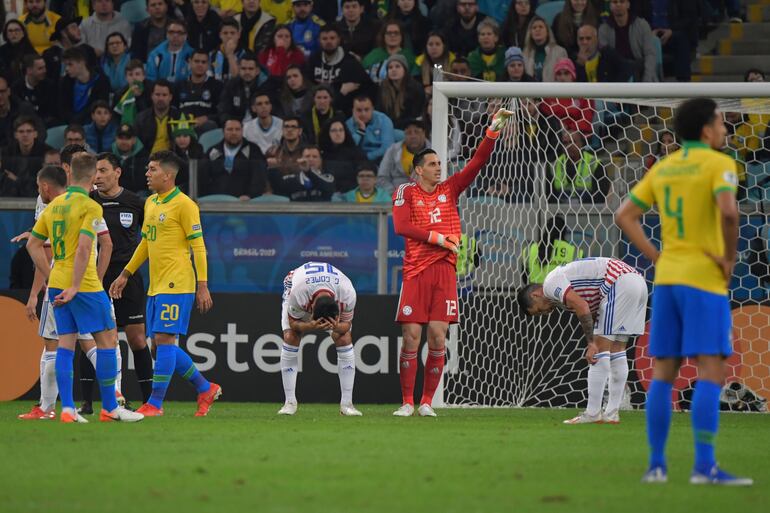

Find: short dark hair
[413,148,437,168]
[96,152,121,169]
[312,295,339,320]
[37,166,68,188]
[356,161,378,174]
[152,79,173,95]
[239,51,259,66]
[342,0,364,5]
[149,150,182,174]
[451,56,470,67]
[23,53,43,71]
[62,46,87,63]
[167,18,187,32]
[60,143,87,165]
[516,284,541,315]
[283,115,302,126]
[13,115,37,132]
[191,48,210,60]
[319,25,341,37]
[219,17,240,32]
[223,116,243,127]
[91,100,111,114]
[353,94,373,106]
[126,58,145,72]
[674,98,718,142]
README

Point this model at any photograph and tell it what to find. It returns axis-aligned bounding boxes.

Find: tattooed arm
[564,289,599,364]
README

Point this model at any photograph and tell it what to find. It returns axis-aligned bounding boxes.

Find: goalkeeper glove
[489,108,513,132]
[427,231,460,254]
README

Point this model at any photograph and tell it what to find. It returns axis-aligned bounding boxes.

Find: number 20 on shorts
[160,304,179,321]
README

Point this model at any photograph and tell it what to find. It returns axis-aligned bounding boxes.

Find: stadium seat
[45,125,67,149]
[120,0,149,24]
[250,194,290,202]
[747,162,770,202]
[197,194,239,202]
[652,36,663,81]
[536,1,564,27]
[393,129,405,143]
[199,128,223,152]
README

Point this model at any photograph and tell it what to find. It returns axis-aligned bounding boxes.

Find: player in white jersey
[517,257,648,424]
[279,262,360,416]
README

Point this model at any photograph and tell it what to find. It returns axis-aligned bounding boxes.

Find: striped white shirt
[542,258,639,313]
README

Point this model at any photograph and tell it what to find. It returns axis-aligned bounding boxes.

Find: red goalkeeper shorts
[396,260,459,324]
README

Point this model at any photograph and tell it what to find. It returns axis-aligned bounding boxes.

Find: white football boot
[101,407,144,422]
[417,404,437,417]
[602,409,620,424]
[563,412,602,424]
[278,401,298,415]
[339,403,363,416]
[392,403,415,417]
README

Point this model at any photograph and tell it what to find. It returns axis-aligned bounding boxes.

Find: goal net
[431,80,770,411]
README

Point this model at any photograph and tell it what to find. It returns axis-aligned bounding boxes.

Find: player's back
[631,143,738,294]
[290,262,357,319]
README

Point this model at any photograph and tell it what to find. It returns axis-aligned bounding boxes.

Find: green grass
[1,402,768,513]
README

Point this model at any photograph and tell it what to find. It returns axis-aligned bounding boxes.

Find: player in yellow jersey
[110,151,221,417]
[616,98,752,486]
[27,153,143,424]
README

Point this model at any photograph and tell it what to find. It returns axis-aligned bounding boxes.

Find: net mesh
[440,85,770,412]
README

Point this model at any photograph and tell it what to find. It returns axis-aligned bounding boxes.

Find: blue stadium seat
[198,194,239,202]
[45,125,67,149]
[250,194,290,202]
[536,1,564,27]
[199,128,223,152]
[652,36,663,81]
[120,0,149,24]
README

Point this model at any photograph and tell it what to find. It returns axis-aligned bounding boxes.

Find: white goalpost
[432,80,770,410]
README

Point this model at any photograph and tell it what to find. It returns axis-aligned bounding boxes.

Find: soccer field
[2,403,768,513]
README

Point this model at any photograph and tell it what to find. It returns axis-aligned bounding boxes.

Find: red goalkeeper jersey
[392,134,496,280]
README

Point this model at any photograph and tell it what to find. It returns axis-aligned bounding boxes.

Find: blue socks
[646,379,673,469]
[96,348,119,412]
[55,347,75,410]
[149,344,176,408]
[174,346,210,394]
[692,380,721,473]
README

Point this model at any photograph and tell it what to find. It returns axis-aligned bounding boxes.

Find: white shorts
[594,273,648,338]
[38,299,116,340]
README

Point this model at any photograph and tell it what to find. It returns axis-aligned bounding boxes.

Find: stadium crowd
[0,0,766,204]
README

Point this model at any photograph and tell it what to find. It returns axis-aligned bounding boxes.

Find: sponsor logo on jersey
[120,212,133,228]
[416,200,424,206]
[202,90,211,101]
[402,305,412,316]
[723,171,738,186]
[438,194,447,203]
[192,223,201,231]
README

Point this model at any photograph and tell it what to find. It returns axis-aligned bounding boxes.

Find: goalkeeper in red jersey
[391,108,512,417]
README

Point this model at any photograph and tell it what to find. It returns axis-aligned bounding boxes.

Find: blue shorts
[649,285,732,358]
[48,288,116,336]
[146,293,194,338]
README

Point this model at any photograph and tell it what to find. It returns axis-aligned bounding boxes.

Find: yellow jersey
[262,0,294,24]
[629,141,738,295]
[20,12,60,54]
[128,187,205,296]
[30,186,104,292]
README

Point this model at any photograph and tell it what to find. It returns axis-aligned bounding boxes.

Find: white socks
[85,346,97,369]
[281,343,299,403]
[40,350,57,412]
[606,351,629,413]
[336,344,356,405]
[586,352,611,416]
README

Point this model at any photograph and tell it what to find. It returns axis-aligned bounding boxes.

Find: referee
[90,152,154,403]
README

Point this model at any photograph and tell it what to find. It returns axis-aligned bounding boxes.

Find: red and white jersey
[542,257,639,313]
[283,262,357,322]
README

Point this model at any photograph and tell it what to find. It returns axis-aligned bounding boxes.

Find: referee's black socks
[132,346,154,404]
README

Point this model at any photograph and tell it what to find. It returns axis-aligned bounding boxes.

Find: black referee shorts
[104,263,146,327]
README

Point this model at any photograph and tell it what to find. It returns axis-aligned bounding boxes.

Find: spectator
[0,77,40,149]
[211,0,242,18]
[146,19,194,83]
[477,0,513,24]
[502,0,534,48]
[725,110,762,190]
[377,117,429,193]
[553,0,600,60]
[133,79,181,154]
[269,144,336,201]
[279,64,312,117]
[63,124,93,151]
[302,83,336,144]
[262,0,295,24]
[243,92,284,154]
[377,54,425,129]
[745,68,765,83]
[113,59,153,126]
[598,0,657,82]
[540,58,594,135]
[288,0,325,58]
[1,116,52,197]
[219,51,266,120]
[523,214,583,284]
[0,20,37,84]
[502,46,534,82]
[175,49,223,134]
[448,56,473,80]
[80,0,132,58]
[100,31,130,92]
[111,124,149,194]
[387,0,430,53]
[334,162,391,202]
[318,116,366,192]
[645,0,694,82]
[43,148,62,166]
[43,17,98,86]
[334,0,380,59]
[574,24,632,82]
[265,114,304,175]
[84,99,117,152]
[236,0,277,51]
[211,17,245,82]
[185,0,222,53]
[167,115,200,191]
[645,129,678,170]
[346,95,394,163]
[201,117,268,199]
[468,18,506,81]
[12,54,57,126]
[130,0,172,62]
[18,0,60,54]
[445,0,489,57]
[258,24,305,81]
[58,46,112,125]
[307,25,373,114]
[548,128,607,203]
[416,31,455,94]
[522,16,568,82]
[362,21,417,83]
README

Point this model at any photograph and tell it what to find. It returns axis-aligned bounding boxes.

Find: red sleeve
[392,185,431,242]
[447,133,496,197]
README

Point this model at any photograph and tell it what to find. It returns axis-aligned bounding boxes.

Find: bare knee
[283,329,300,347]
[401,323,422,352]
[426,322,448,350]
[697,355,725,384]
[652,357,681,383]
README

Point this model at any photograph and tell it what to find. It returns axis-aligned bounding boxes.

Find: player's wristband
[485,128,500,139]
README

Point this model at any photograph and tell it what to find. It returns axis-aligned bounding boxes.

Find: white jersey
[243,116,283,155]
[283,262,357,323]
[543,257,639,314]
